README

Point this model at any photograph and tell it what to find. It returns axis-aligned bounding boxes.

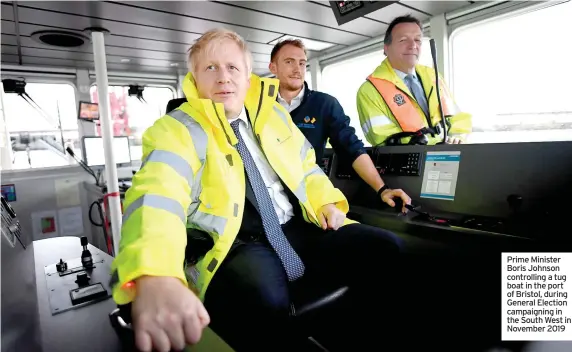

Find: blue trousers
[203,217,403,351]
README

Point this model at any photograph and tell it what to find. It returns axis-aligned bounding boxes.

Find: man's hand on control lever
[381,188,411,213]
[132,276,210,352]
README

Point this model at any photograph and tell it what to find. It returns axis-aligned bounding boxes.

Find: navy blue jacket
[287,82,366,167]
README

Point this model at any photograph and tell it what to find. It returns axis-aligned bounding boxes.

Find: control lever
[404,204,449,225]
[80,236,94,269]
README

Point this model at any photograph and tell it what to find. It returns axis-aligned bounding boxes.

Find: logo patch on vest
[297,116,317,129]
[394,94,405,106]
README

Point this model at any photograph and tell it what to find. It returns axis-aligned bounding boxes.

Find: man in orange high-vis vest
[356,15,472,146]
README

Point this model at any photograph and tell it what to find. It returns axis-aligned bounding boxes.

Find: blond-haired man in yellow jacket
[357,15,472,146]
[111,28,403,352]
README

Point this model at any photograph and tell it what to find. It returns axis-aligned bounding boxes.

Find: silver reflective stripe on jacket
[122,194,187,224]
[168,109,227,236]
[141,150,194,189]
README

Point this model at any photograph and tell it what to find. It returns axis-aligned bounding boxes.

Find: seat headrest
[166,98,187,113]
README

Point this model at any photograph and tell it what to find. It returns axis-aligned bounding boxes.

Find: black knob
[56,259,67,273]
[80,236,88,247]
[75,272,90,287]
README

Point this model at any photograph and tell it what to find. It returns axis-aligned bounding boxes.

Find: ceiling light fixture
[121,58,130,63]
[268,35,336,51]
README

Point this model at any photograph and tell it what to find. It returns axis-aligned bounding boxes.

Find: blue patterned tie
[404,74,430,118]
[230,120,305,281]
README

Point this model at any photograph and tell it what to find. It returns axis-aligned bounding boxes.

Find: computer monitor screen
[78,101,99,121]
[83,136,131,167]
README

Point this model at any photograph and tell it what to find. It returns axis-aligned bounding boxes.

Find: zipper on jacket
[212,101,232,145]
[253,81,264,145]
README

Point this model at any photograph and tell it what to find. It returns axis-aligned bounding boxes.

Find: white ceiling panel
[1,45,184,68]
[1,53,269,76]
[109,1,366,45]
[9,6,215,46]
[4,19,279,57]
[366,2,430,23]
[1,19,16,33]
[0,0,477,77]
[401,1,472,16]
[16,1,279,44]
[3,34,271,64]
[220,1,386,38]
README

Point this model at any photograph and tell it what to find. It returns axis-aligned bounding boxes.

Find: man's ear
[269,61,277,75]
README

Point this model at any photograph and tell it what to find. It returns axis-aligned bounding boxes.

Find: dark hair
[270,39,307,62]
[384,15,423,45]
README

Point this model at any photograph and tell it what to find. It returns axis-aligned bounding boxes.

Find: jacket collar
[371,58,410,95]
[371,58,432,100]
[181,72,280,140]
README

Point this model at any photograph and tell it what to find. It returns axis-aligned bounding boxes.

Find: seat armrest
[295,286,349,317]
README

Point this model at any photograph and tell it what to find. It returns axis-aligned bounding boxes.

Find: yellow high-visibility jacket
[111,73,352,304]
[356,58,472,146]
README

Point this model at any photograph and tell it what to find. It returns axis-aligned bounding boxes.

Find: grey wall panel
[18,1,279,44]
[1,33,17,45]
[114,1,365,45]
[220,1,386,38]
[0,167,98,248]
[401,1,472,16]
[366,2,430,23]
[1,18,16,34]
[0,2,14,21]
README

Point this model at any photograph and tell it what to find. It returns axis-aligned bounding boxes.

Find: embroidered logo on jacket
[394,94,405,106]
[297,116,317,129]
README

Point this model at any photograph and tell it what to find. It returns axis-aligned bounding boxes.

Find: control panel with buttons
[375,152,421,176]
[335,151,422,179]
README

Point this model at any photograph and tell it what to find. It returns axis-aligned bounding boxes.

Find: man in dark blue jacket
[269,39,411,210]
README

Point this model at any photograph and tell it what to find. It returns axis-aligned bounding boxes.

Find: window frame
[2,79,81,171]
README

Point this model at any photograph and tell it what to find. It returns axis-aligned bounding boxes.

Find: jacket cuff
[311,187,349,215]
[111,241,188,305]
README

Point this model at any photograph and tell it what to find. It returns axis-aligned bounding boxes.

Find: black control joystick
[75,272,90,287]
[80,236,93,269]
[56,258,68,273]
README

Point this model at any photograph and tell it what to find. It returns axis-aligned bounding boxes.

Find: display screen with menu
[78,101,99,122]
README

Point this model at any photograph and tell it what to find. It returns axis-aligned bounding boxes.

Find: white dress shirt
[228,106,294,224]
[277,85,305,113]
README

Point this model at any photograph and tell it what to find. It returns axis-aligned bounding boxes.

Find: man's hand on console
[381,188,412,213]
[317,203,346,230]
[446,136,463,144]
[132,276,210,352]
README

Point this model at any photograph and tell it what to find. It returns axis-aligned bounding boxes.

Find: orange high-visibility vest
[367,75,455,132]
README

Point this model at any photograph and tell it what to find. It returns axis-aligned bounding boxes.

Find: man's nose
[408,39,418,50]
[216,69,231,83]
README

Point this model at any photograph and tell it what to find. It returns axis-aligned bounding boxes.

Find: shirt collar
[227,105,249,128]
[394,68,417,81]
[277,85,305,105]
